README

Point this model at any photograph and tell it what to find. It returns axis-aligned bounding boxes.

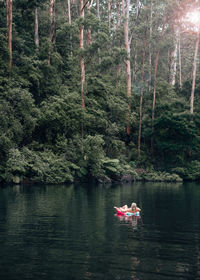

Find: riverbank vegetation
[0,0,200,184]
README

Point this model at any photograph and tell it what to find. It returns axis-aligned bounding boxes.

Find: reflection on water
[115,214,141,232]
[0,182,199,280]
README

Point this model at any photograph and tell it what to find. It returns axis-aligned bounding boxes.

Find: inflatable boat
[115,208,140,217]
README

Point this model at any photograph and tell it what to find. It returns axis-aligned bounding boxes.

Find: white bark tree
[190,29,200,114]
[34,7,39,48]
[7,0,12,72]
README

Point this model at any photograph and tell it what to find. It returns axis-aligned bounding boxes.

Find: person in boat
[114,202,141,213]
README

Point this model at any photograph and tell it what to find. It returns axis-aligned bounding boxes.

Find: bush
[4,148,28,183]
[5,148,74,184]
[0,87,38,162]
[172,161,200,180]
[81,135,105,178]
[136,169,182,182]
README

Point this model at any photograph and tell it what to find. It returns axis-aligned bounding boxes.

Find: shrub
[81,135,105,178]
[172,161,200,180]
[5,148,28,183]
[5,148,74,184]
[137,170,182,182]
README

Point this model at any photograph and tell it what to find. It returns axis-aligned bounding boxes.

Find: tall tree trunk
[6,0,9,36]
[136,0,139,20]
[122,0,125,17]
[108,0,111,30]
[133,46,137,83]
[49,0,56,44]
[138,38,146,158]
[124,0,131,98]
[80,0,85,146]
[151,19,166,154]
[80,0,85,109]
[67,0,71,24]
[169,28,178,86]
[96,0,101,63]
[117,0,121,29]
[48,0,56,64]
[7,0,12,72]
[87,0,93,45]
[123,0,131,137]
[190,29,200,114]
[178,28,182,89]
[67,0,73,57]
[116,0,121,80]
[133,0,140,83]
[96,0,100,19]
[34,7,39,49]
[148,0,152,91]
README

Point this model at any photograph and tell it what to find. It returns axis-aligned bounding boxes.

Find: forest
[0,0,200,184]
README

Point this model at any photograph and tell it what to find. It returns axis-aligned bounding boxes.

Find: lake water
[0,182,199,280]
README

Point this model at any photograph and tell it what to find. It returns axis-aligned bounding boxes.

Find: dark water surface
[0,182,199,280]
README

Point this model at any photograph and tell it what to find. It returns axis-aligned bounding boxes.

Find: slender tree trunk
[123,0,131,97]
[138,38,146,158]
[6,0,9,36]
[87,0,93,45]
[123,0,131,137]
[80,0,85,109]
[187,0,199,158]
[169,28,178,86]
[152,53,159,125]
[172,46,177,86]
[148,0,152,91]
[151,19,166,154]
[178,28,182,89]
[150,52,159,154]
[49,0,56,44]
[34,7,39,49]
[80,0,85,147]
[67,0,73,57]
[96,0,101,64]
[122,0,125,17]
[67,0,71,24]
[117,0,121,29]
[190,29,200,114]
[7,0,12,72]
[116,0,121,80]
[133,0,140,83]
[108,0,111,30]
[133,46,137,83]
[96,0,100,19]
[48,0,56,64]
[136,0,139,20]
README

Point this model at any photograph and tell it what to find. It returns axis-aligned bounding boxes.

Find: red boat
[115,208,140,217]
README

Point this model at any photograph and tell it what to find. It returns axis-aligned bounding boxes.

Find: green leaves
[81,135,105,178]
[0,87,38,155]
[172,161,200,181]
[5,147,74,184]
[40,89,82,141]
[154,113,196,150]
[102,158,120,175]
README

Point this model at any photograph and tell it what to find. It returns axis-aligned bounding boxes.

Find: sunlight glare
[185,10,200,26]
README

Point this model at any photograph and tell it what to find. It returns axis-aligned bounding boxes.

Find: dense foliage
[0,0,200,184]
